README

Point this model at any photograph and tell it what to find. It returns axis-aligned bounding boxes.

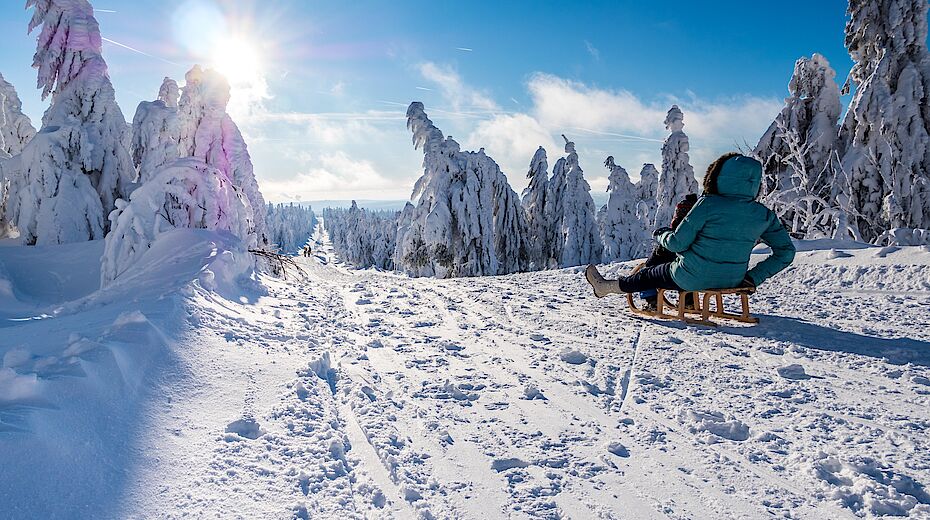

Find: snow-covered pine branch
[266,202,317,254]
[545,135,602,267]
[837,0,930,242]
[177,66,268,246]
[655,105,698,228]
[754,54,841,239]
[10,0,135,244]
[131,78,181,185]
[600,156,645,262]
[395,102,528,277]
[101,158,256,286]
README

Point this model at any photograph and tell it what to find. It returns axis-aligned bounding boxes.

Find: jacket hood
[715,156,762,200]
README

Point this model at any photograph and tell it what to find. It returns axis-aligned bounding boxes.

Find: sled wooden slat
[626,287,759,327]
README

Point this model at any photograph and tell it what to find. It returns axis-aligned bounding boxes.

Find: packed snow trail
[1,226,929,519]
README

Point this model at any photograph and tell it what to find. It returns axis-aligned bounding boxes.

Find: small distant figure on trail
[585,153,796,309]
[303,245,312,257]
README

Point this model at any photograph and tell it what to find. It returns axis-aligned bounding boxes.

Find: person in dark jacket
[585,153,796,300]
[638,193,698,308]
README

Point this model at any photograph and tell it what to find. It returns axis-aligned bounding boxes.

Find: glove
[738,275,756,289]
[652,226,672,238]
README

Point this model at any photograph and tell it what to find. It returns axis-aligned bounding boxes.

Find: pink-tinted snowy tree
[8,0,135,244]
[177,66,268,245]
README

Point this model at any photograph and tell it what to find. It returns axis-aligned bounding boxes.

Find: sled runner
[627,287,758,327]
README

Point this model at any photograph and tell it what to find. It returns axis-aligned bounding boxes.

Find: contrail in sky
[455,47,473,52]
[101,37,180,66]
[415,86,433,91]
[94,9,117,13]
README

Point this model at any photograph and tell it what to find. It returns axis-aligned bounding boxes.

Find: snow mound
[559,348,588,365]
[807,455,930,517]
[678,409,750,442]
[225,417,265,440]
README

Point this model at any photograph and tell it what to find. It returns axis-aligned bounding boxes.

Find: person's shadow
[723,314,930,367]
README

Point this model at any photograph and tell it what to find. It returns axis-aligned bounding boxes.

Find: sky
[0,0,856,203]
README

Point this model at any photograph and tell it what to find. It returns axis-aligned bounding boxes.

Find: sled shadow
[724,314,930,367]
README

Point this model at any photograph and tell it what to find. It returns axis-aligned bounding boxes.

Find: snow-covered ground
[1,225,929,519]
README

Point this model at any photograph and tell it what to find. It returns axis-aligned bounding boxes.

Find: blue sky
[0,0,854,201]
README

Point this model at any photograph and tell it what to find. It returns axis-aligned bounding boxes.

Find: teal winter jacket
[655,155,796,291]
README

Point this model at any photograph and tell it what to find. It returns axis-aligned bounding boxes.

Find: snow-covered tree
[101,158,256,286]
[177,66,268,245]
[635,163,659,229]
[655,105,698,227]
[323,202,397,270]
[0,76,36,238]
[266,202,317,254]
[836,0,930,242]
[521,146,550,269]
[754,54,842,238]
[600,156,645,262]
[131,78,181,185]
[158,77,179,108]
[546,135,602,267]
[395,102,528,277]
[0,74,36,156]
[8,0,135,244]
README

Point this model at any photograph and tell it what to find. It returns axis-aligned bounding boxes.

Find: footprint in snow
[607,441,630,457]
[559,348,588,365]
[225,417,265,440]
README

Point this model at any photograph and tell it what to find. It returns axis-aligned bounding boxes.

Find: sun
[211,37,263,87]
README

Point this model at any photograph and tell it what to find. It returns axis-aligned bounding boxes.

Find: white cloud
[418,62,499,112]
[260,151,417,201]
[465,113,560,192]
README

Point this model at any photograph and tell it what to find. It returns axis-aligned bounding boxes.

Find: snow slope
[1,225,929,519]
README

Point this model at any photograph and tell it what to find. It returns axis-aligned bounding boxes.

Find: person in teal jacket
[585,153,795,301]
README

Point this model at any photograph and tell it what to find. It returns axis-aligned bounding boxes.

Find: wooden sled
[627,287,758,327]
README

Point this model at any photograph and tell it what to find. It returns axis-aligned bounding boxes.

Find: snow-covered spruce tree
[635,163,659,231]
[323,203,398,269]
[0,74,36,156]
[158,77,179,108]
[395,102,528,278]
[655,105,698,228]
[9,0,135,244]
[101,157,256,286]
[837,0,930,242]
[177,66,268,245]
[265,202,317,254]
[0,75,36,238]
[131,78,181,185]
[754,54,842,238]
[521,146,550,269]
[600,156,644,262]
[546,135,602,268]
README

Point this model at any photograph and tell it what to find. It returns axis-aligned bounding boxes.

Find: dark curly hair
[702,152,742,195]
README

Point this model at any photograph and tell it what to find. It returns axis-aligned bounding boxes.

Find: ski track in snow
[2,225,930,519]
